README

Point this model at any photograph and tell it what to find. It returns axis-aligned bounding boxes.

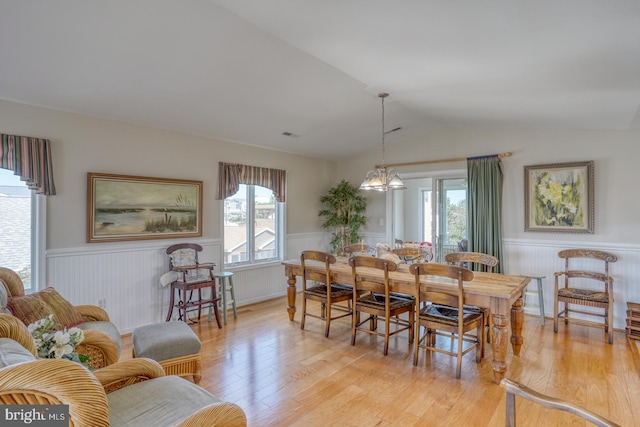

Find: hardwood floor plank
[120,296,640,426]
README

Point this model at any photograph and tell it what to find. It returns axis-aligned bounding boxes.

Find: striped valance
[217,162,286,202]
[0,134,56,195]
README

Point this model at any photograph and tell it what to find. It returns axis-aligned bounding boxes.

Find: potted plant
[318,180,367,255]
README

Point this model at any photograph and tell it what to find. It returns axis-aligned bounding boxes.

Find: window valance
[0,134,56,195]
[216,162,286,202]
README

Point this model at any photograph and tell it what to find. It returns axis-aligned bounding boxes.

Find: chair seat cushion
[0,338,36,368]
[107,375,222,427]
[419,304,483,326]
[357,293,414,310]
[558,287,609,303]
[132,321,201,362]
[305,285,352,298]
[78,320,123,355]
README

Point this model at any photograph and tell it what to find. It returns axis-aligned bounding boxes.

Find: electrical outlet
[98,299,106,309]
[379,218,384,226]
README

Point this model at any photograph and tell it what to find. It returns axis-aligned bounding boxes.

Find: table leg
[490,311,509,383]
[510,296,524,356]
[286,268,297,321]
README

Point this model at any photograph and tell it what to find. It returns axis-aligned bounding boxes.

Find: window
[223,184,283,267]
[0,168,44,291]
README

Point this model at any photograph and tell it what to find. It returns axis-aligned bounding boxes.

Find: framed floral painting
[87,173,203,243]
[524,161,594,233]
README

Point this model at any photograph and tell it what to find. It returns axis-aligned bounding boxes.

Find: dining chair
[300,250,353,337]
[553,248,618,344]
[343,243,376,257]
[349,256,414,355]
[445,251,499,343]
[410,263,484,379]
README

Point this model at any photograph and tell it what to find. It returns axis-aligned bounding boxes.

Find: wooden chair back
[410,263,474,308]
[445,251,499,272]
[343,243,376,257]
[349,255,397,296]
[300,250,336,291]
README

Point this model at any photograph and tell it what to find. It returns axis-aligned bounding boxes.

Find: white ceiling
[1,1,639,160]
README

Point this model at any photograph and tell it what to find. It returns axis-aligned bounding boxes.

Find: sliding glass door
[434,177,467,262]
[390,172,467,262]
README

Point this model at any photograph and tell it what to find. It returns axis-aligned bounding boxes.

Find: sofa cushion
[36,287,85,327]
[107,375,222,427]
[6,293,51,326]
[6,287,85,328]
[0,338,36,368]
[0,283,11,314]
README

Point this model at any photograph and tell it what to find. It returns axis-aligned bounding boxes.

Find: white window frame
[30,194,46,292]
[223,184,284,269]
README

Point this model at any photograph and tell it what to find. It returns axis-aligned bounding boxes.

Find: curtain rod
[375,152,511,169]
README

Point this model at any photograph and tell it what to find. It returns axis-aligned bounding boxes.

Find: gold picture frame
[524,161,594,233]
[87,173,203,243]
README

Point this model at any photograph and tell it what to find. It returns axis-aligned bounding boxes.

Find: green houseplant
[318,180,367,255]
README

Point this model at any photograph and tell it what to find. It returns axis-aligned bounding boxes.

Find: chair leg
[325,301,331,338]
[300,297,307,330]
[413,324,421,366]
[608,305,614,344]
[456,330,463,379]
[553,298,559,333]
[166,284,176,321]
[351,309,358,346]
[383,317,390,355]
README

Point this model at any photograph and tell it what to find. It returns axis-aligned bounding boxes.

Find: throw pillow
[6,293,51,326]
[36,287,85,327]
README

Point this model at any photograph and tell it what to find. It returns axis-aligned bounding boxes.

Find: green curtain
[467,155,503,273]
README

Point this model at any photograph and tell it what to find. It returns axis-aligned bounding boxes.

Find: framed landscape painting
[524,161,594,233]
[87,173,203,243]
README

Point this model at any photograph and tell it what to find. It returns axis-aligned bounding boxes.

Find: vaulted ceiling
[2,1,639,160]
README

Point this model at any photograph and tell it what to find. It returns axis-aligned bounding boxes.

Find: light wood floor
[121,296,640,426]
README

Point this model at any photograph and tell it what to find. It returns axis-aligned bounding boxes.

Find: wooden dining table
[282,257,530,383]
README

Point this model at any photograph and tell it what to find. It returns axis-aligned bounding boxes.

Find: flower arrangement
[28,315,89,364]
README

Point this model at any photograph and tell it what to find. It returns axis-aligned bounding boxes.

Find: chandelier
[360,93,406,191]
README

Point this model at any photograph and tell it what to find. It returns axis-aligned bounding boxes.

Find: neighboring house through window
[0,168,33,289]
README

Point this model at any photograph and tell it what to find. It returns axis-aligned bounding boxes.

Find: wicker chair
[349,256,414,355]
[501,378,620,426]
[300,250,353,337]
[0,267,120,369]
[553,248,618,344]
[445,251,499,343]
[410,263,484,379]
[0,313,247,426]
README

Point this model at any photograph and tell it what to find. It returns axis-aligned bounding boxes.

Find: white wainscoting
[45,235,638,334]
[46,233,328,334]
[503,238,640,331]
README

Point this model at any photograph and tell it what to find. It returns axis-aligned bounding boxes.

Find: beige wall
[338,128,640,245]
[0,99,336,249]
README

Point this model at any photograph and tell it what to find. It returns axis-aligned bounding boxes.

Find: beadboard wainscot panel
[503,238,640,330]
[46,239,219,334]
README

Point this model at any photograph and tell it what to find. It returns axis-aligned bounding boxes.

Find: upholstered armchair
[0,267,120,368]
[0,321,247,427]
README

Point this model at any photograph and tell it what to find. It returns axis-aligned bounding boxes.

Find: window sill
[223,260,283,273]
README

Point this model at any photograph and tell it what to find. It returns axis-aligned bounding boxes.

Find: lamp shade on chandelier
[360,93,406,191]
